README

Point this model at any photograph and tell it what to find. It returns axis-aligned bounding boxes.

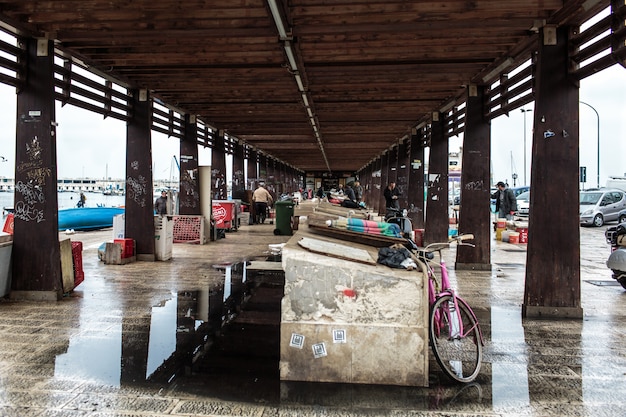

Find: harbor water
[1,191,126,220]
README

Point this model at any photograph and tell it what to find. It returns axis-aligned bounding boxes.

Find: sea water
[1,191,126,220]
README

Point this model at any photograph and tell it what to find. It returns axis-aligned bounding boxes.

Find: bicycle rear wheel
[430,294,482,383]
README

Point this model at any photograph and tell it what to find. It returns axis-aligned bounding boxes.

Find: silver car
[580,189,626,227]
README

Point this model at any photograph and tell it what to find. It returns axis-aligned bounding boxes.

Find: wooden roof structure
[0,0,612,173]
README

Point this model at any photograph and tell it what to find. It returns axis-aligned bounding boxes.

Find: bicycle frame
[427,252,485,346]
[427,250,484,346]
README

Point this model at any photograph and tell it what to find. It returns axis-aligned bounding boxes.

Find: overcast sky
[0,64,624,186]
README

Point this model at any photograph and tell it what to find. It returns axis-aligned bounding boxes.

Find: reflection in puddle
[55,262,248,387]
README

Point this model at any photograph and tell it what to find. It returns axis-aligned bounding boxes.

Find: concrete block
[280,230,429,386]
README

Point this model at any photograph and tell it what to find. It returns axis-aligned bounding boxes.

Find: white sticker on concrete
[312,342,327,358]
[333,329,347,343]
[289,333,305,349]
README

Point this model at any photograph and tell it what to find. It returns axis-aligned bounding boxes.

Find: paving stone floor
[0,201,624,417]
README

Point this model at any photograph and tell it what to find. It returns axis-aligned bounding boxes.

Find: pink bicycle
[411,234,484,383]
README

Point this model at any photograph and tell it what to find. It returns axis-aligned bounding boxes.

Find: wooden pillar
[246,148,258,190]
[258,153,267,184]
[267,158,277,197]
[523,25,582,318]
[379,153,390,214]
[388,145,399,184]
[178,114,200,215]
[456,85,492,270]
[11,38,62,300]
[232,141,245,200]
[424,113,449,245]
[211,131,227,200]
[372,157,382,213]
[396,140,410,215]
[125,89,155,260]
[407,130,425,229]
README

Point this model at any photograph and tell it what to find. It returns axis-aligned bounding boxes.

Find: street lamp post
[521,108,532,186]
[580,101,600,188]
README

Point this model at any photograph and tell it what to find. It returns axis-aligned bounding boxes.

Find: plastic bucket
[496,218,507,229]
[509,231,520,244]
[515,227,528,243]
[495,228,505,240]
[501,230,510,242]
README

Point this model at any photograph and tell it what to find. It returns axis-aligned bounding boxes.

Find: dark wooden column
[523,26,582,318]
[424,113,449,245]
[407,129,425,229]
[372,157,382,213]
[11,38,62,300]
[396,140,410,214]
[388,145,399,184]
[125,89,155,260]
[211,132,227,200]
[456,85,492,270]
[246,147,258,190]
[267,158,277,196]
[379,152,390,214]
[258,153,267,184]
[232,141,245,200]
[178,114,200,215]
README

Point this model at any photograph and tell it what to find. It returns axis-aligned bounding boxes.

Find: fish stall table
[279,227,429,387]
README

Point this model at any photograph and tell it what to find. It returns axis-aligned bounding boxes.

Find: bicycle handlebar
[423,234,475,253]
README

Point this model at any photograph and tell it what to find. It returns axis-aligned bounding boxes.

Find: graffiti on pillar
[14,135,49,222]
[179,168,199,208]
[464,180,484,191]
[428,173,443,201]
[126,160,147,207]
[211,168,227,200]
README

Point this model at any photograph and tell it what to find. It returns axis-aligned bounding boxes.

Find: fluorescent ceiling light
[267,0,287,39]
[284,42,298,71]
[295,74,304,91]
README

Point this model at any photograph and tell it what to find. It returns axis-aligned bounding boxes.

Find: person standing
[77,192,87,208]
[384,182,400,210]
[155,190,168,215]
[492,181,517,220]
[252,183,273,224]
[353,181,364,202]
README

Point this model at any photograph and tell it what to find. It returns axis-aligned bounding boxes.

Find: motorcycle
[605,222,626,289]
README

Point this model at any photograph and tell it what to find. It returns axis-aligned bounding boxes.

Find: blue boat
[58,207,124,231]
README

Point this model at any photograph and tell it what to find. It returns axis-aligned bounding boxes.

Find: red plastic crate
[114,238,135,258]
[71,241,84,287]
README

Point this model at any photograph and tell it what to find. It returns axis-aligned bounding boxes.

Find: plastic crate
[71,241,84,287]
[114,238,135,258]
[172,215,205,244]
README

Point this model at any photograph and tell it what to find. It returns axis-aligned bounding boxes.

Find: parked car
[580,188,626,227]
[618,208,626,225]
[516,190,530,216]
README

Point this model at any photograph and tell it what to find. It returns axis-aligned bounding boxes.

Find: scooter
[384,206,413,239]
[605,222,626,289]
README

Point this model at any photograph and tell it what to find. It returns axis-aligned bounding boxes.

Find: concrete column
[523,25,582,318]
[407,130,425,230]
[11,38,62,300]
[178,114,200,215]
[125,89,155,260]
[424,113,449,245]
[456,85,492,270]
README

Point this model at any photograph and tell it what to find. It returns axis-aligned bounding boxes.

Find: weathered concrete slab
[280,229,428,386]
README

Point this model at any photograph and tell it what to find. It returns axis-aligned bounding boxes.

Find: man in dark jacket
[492,181,517,219]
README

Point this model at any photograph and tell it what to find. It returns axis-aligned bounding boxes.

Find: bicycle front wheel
[430,294,482,383]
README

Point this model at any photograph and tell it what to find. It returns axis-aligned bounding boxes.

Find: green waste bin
[274,200,295,236]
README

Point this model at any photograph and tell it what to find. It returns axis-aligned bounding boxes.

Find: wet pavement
[0,201,625,416]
